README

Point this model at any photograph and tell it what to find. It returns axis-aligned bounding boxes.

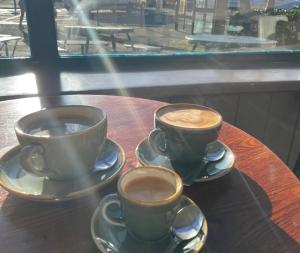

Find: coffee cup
[15,105,107,180]
[148,103,222,164]
[101,166,183,241]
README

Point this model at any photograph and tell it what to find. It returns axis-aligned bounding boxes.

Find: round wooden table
[0,95,299,253]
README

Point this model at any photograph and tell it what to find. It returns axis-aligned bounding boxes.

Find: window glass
[0,0,30,58]
[54,0,300,55]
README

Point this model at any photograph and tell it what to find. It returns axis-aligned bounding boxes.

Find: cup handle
[148,128,167,155]
[19,144,51,178]
[101,193,126,227]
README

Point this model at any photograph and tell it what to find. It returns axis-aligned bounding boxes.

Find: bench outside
[124,43,162,52]
[0,36,22,57]
[186,34,277,50]
[63,26,135,51]
[58,39,109,54]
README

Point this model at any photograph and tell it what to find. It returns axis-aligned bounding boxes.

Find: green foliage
[230,7,300,22]
[266,7,300,21]
[229,7,300,44]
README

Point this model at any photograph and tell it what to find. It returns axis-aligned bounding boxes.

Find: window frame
[1,0,300,75]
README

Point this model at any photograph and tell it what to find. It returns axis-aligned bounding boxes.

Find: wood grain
[0,95,299,253]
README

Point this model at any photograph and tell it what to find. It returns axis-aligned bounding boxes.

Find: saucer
[136,138,235,184]
[0,139,125,202]
[91,194,208,253]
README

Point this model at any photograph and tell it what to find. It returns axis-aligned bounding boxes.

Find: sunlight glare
[15,73,38,94]
[70,0,147,135]
[14,97,42,115]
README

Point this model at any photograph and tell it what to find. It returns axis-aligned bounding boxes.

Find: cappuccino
[160,109,221,129]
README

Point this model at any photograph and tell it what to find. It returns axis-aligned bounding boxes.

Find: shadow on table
[0,186,116,253]
[184,168,300,253]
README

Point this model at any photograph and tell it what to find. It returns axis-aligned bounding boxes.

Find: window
[0,0,30,58]
[1,0,300,69]
[51,0,300,56]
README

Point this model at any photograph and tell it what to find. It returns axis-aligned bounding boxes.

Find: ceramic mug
[148,103,222,164]
[15,105,107,180]
[101,166,183,241]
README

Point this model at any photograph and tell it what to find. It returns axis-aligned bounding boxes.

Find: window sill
[1,68,300,100]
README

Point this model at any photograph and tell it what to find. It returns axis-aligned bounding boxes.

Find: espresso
[29,119,92,137]
[124,176,175,202]
[160,108,221,129]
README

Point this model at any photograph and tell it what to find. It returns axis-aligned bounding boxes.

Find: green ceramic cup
[101,166,183,241]
[15,105,107,180]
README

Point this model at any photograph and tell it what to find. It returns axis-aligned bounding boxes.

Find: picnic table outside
[62,25,135,52]
[0,35,21,57]
[186,34,277,50]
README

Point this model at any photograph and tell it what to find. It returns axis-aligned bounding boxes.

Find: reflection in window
[0,0,30,58]
[54,0,300,55]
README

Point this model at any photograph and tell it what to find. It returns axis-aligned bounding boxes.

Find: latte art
[160,109,221,128]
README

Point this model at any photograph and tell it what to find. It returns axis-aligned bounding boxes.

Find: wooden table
[0,95,299,253]
[185,34,277,50]
[0,36,21,57]
[64,25,134,51]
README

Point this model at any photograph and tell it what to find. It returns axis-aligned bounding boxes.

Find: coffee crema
[124,176,176,202]
[160,109,221,129]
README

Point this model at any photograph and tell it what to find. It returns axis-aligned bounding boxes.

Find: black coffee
[29,119,92,137]
[124,176,176,202]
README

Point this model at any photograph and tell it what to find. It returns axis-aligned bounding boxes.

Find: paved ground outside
[0,0,297,58]
[0,0,199,57]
